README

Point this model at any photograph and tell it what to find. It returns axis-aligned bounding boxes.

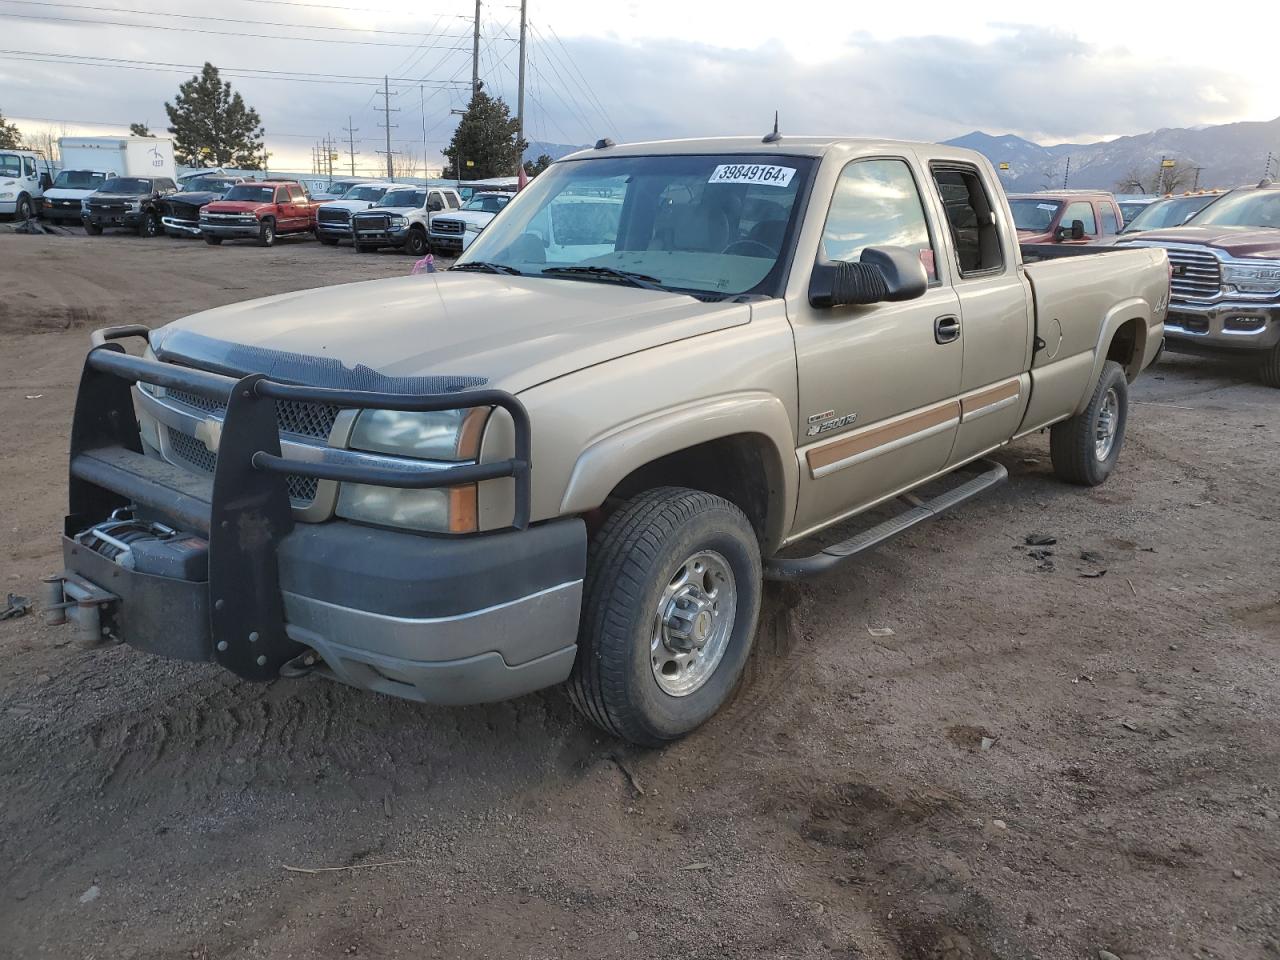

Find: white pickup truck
[49,136,1169,746]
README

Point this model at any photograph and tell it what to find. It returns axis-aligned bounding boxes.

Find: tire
[15,194,32,221]
[258,218,276,247]
[354,242,372,254]
[1050,360,1129,486]
[203,235,222,245]
[568,487,762,746]
[319,236,338,246]
[84,222,103,236]
[137,212,159,238]
[404,227,428,257]
[1259,344,1280,389]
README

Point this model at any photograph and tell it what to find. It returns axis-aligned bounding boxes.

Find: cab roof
[559,135,989,163]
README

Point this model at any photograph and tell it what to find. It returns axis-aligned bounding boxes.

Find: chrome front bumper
[1165,300,1280,351]
[162,217,203,237]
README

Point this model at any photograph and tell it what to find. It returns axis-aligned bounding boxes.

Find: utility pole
[420,84,428,182]
[379,75,399,179]
[1191,166,1204,191]
[343,116,359,176]
[1062,156,1071,189]
[1156,155,1168,195]
[516,0,527,150]
[1265,152,1275,180]
[471,0,481,98]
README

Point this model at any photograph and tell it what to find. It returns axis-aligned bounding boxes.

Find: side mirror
[809,245,928,308]
[1058,219,1086,241]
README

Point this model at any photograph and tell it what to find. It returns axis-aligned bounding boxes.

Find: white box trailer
[58,136,177,181]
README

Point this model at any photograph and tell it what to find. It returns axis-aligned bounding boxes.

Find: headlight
[81,199,90,210]
[464,221,483,234]
[0,192,13,200]
[1222,262,1280,295]
[389,215,407,226]
[336,408,489,533]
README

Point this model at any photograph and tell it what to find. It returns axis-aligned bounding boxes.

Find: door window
[930,165,1004,276]
[820,158,937,281]
[1062,201,1097,235]
[445,192,460,208]
[1100,204,1119,236]
[288,184,306,202]
[23,156,36,177]
[427,192,445,212]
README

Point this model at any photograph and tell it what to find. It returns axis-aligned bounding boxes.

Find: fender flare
[1074,297,1152,415]
[558,391,798,551]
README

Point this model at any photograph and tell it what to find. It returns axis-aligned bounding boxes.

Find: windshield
[342,185,388,202]
[1008,198,1062,232]
[223,184,277,203]
[458,153,815,297]
[0,154,21,177]
[181,176,236,193]
[1187,189,1280,229]
[327,182,358,195]
[100,177,153,194]
[375,188,425,208]
[463,194,509,213]
[53,170,106,189]
[1122,195,1219,233]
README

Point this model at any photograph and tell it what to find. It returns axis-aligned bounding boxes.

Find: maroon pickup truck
[1008,191,1124,244]
[1115,179,1280,386]
[199,180,318,247]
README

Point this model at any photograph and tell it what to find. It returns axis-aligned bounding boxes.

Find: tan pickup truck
[48,136,1169,746]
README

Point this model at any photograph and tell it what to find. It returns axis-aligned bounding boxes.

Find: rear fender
[1075,298,1152,415]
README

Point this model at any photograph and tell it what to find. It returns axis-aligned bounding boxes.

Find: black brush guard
[65,327,532,682]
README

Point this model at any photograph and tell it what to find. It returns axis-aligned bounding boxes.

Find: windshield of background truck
[1186,189,1280,229]
[463,194,509,213]
[100,177,153,194]
[1008,198,1063,232]
[223,184,276,202]
[180,176,235,193]
[342,185,388,202]
[375,188,425,208]
[1121,195,1218,232]
[53,170,107,189]
[458,154,816,296]
[0,154,20,177]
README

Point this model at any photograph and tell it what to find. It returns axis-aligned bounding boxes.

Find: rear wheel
[1260,343,1280,389]
[258,218,276,247]
[405,227,428,257]
[1050,360,1128,486]
[568,487,762,746]
[137,212,159,238]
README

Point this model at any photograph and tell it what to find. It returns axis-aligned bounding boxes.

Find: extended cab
[82,175,179,237]
[199,180,318,247]
[428,191,512,255]
[48,137,1168,746]
[1114,179,1280,385]
[351,185,461,255]
[315,181,401,245]
[1008,191,1123,243]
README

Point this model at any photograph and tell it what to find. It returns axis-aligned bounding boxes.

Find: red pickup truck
[1007,191,1124,244]
[199,180,318,247]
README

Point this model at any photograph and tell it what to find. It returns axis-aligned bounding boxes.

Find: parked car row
[56,172,512,254]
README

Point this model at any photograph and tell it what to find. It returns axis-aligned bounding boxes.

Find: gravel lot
[1,231,1277,960]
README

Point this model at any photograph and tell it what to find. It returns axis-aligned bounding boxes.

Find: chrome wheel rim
[1095,387,1119,461]
[651,550,736,697]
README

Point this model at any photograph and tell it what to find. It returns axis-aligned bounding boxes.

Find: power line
[0,10,475,48]
[540,21,616,134]
[238,0,472,19]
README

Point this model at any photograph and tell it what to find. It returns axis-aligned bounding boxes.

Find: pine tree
[0,107,23,149]
[164,64,265,169]
[129,123,155,138]
[522,154,553,178]
[442,84,527,179]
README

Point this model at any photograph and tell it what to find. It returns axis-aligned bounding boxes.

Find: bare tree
[22,123,69,163]
[389,148,421,180]
[1116,161,1195,195]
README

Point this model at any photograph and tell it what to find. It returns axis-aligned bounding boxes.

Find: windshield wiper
[541,265,666,290]
[451,261,523,276]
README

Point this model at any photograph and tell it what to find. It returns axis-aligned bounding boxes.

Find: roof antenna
[762,111,781,144]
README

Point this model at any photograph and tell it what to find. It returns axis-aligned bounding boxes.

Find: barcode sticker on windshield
[708,164,796,187]
[1037,203,1057,211]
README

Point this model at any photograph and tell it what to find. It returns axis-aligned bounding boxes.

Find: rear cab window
[819,157,939,283]
[1100,203,1120,236]
[929,164,1005,277]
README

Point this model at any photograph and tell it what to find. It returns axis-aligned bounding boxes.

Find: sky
[2,0,1277,175]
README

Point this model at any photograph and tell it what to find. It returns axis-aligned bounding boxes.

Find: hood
[435,209,495,227]
[1117,225,1280,260]
[320,199,376,213]
[203,200,268,214]
[356,205,416,217]
[152,272,750,394]
[89,191,149,201]
[166,191,223,208]
[45,187,96,200]
[1017,229,1056,243]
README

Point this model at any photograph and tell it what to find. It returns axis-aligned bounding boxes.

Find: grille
[164,388,339,440]
[165,202,201,220]
[318,208,350,224]
[165,426,319,505]
[1166,248,1222,300]
[432,219,464,235]
[355,214,389,230]
[90,201,126,213]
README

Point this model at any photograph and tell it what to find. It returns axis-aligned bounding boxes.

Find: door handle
[934,315,961,344]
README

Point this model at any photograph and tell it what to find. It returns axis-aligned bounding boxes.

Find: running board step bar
[764,459,1008,581]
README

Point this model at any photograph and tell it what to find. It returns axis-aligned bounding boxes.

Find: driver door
[788,155,963,536]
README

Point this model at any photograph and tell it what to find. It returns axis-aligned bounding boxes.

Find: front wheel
[568,487,762,746]
[1050,360,1129,486]
[258,219,276,247]
[15,195,33,221]
[318,236,338,246]
[137,212,160,238]
[84,222,103,236]
[354,242,372,254]
[1259,343,1280,389]
[404,227,429,257]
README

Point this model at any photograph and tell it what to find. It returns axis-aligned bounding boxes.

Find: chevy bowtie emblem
[194,417,223,454]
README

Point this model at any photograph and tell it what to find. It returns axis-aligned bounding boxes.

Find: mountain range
[945,116,1280,193]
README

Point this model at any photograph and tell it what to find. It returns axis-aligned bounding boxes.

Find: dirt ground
[1,231,1277,960]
